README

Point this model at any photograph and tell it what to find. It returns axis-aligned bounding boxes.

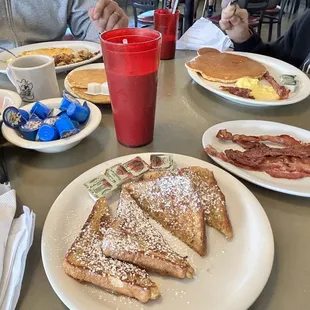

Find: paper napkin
[0,185,35,310]
[176,17,232,52]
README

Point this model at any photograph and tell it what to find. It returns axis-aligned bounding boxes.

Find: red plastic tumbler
[154,9,179,60]
[100,28,162,147]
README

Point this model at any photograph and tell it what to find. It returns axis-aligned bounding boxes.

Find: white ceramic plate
[1,98,101,153]
[0,89,22,122]
[202,120,310,197]
[0,41,102,74]
[186,52,310,107]
[64,63,110,104]
[41,153,274,310]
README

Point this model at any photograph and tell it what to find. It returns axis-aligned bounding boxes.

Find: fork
[0,47,17,64]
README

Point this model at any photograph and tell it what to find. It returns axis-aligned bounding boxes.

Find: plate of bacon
[186,49,310,107]
[202,120,310,197]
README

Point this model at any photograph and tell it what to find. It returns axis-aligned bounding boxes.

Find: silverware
[0,47,17,64]
[0,47,17,58]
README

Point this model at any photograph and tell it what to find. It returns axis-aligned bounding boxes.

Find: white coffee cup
[7,55,60,102]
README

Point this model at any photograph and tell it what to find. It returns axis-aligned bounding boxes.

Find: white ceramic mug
[7,55,60,102]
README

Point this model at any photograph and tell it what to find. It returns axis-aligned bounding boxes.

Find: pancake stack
[67,69,110,104]
[185,48,267,83]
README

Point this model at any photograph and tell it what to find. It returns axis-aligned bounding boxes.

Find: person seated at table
[0,0,128,50]
[219,6,310,73]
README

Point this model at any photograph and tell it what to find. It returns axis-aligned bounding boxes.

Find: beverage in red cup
[154,9,179,60]
[100,28,162,147]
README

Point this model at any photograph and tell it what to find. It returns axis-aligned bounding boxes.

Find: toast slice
[63,197,160,303]
[102,189,194,279]
[123,174,206,256]
[143,167,233,239]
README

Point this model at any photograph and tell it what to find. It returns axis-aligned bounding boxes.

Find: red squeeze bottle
[100,28,162,147]
[155,9,179,60]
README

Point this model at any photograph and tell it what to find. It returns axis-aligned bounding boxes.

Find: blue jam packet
[60,91,80,111]
[19,116,43,141]
[38,124,59,142]
[55,117,80,139]
[67,102,90,124]
[30,101,52,119]
[3,107,28,129]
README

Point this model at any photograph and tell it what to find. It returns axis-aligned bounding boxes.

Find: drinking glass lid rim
[101,32,162,46]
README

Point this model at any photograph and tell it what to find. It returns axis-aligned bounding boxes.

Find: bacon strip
[263,72,290,99]
[205,145,310,179]
[220,86,255,99]
[205,130,310,179]
[216,129,303,147]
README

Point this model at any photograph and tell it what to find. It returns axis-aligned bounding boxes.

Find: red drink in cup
[100,28,162,147]
[154,9,179,60]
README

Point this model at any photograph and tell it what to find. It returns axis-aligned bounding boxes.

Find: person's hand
[219,4,251,43]
[89,0,129,32]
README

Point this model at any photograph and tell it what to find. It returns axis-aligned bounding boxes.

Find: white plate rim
[1,98,102,150]
[41,152,274,310]
[186,51,310,107]
[0,41,102,74]
[64,63,110,104]
[202,120,310,197]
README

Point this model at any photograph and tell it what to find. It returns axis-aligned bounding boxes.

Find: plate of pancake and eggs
[185,48,310,107]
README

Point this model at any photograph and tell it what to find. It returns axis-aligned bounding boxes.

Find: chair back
[131,0,159,26]
[243,0,269,14]
[131,0,159,11]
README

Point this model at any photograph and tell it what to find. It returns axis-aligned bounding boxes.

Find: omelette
[19,47,74,57]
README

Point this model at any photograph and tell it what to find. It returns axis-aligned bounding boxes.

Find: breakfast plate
[187,52,310,107]
[1,98,101,153]
[202,120,310,197]
[0,41,102,74]
[0,89,22,122]
[64,63,110,104]
[41,153,274,310]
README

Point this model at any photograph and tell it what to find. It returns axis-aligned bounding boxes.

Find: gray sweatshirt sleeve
[67,0,100,42]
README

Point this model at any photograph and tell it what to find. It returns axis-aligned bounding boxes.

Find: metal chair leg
[268,20,273,41]
[277,22,282,38]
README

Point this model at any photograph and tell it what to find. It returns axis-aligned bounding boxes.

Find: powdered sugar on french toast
[101,190,190,267]
[67,211,154,287]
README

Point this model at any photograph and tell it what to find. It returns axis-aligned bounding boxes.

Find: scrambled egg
[236,77,280,101]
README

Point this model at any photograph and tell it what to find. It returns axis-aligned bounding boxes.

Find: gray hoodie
[0,0,100,49]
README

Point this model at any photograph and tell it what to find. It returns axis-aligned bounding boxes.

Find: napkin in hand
[0,185,35,310]
[176,17,232,52]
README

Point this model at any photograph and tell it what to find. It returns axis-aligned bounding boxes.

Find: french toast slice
[123,174,206,256]
[102,189,194,279]
[142,167,233,239]
[63,197,160,303]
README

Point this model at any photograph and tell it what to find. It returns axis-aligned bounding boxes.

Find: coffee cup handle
[6,67,16,87]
